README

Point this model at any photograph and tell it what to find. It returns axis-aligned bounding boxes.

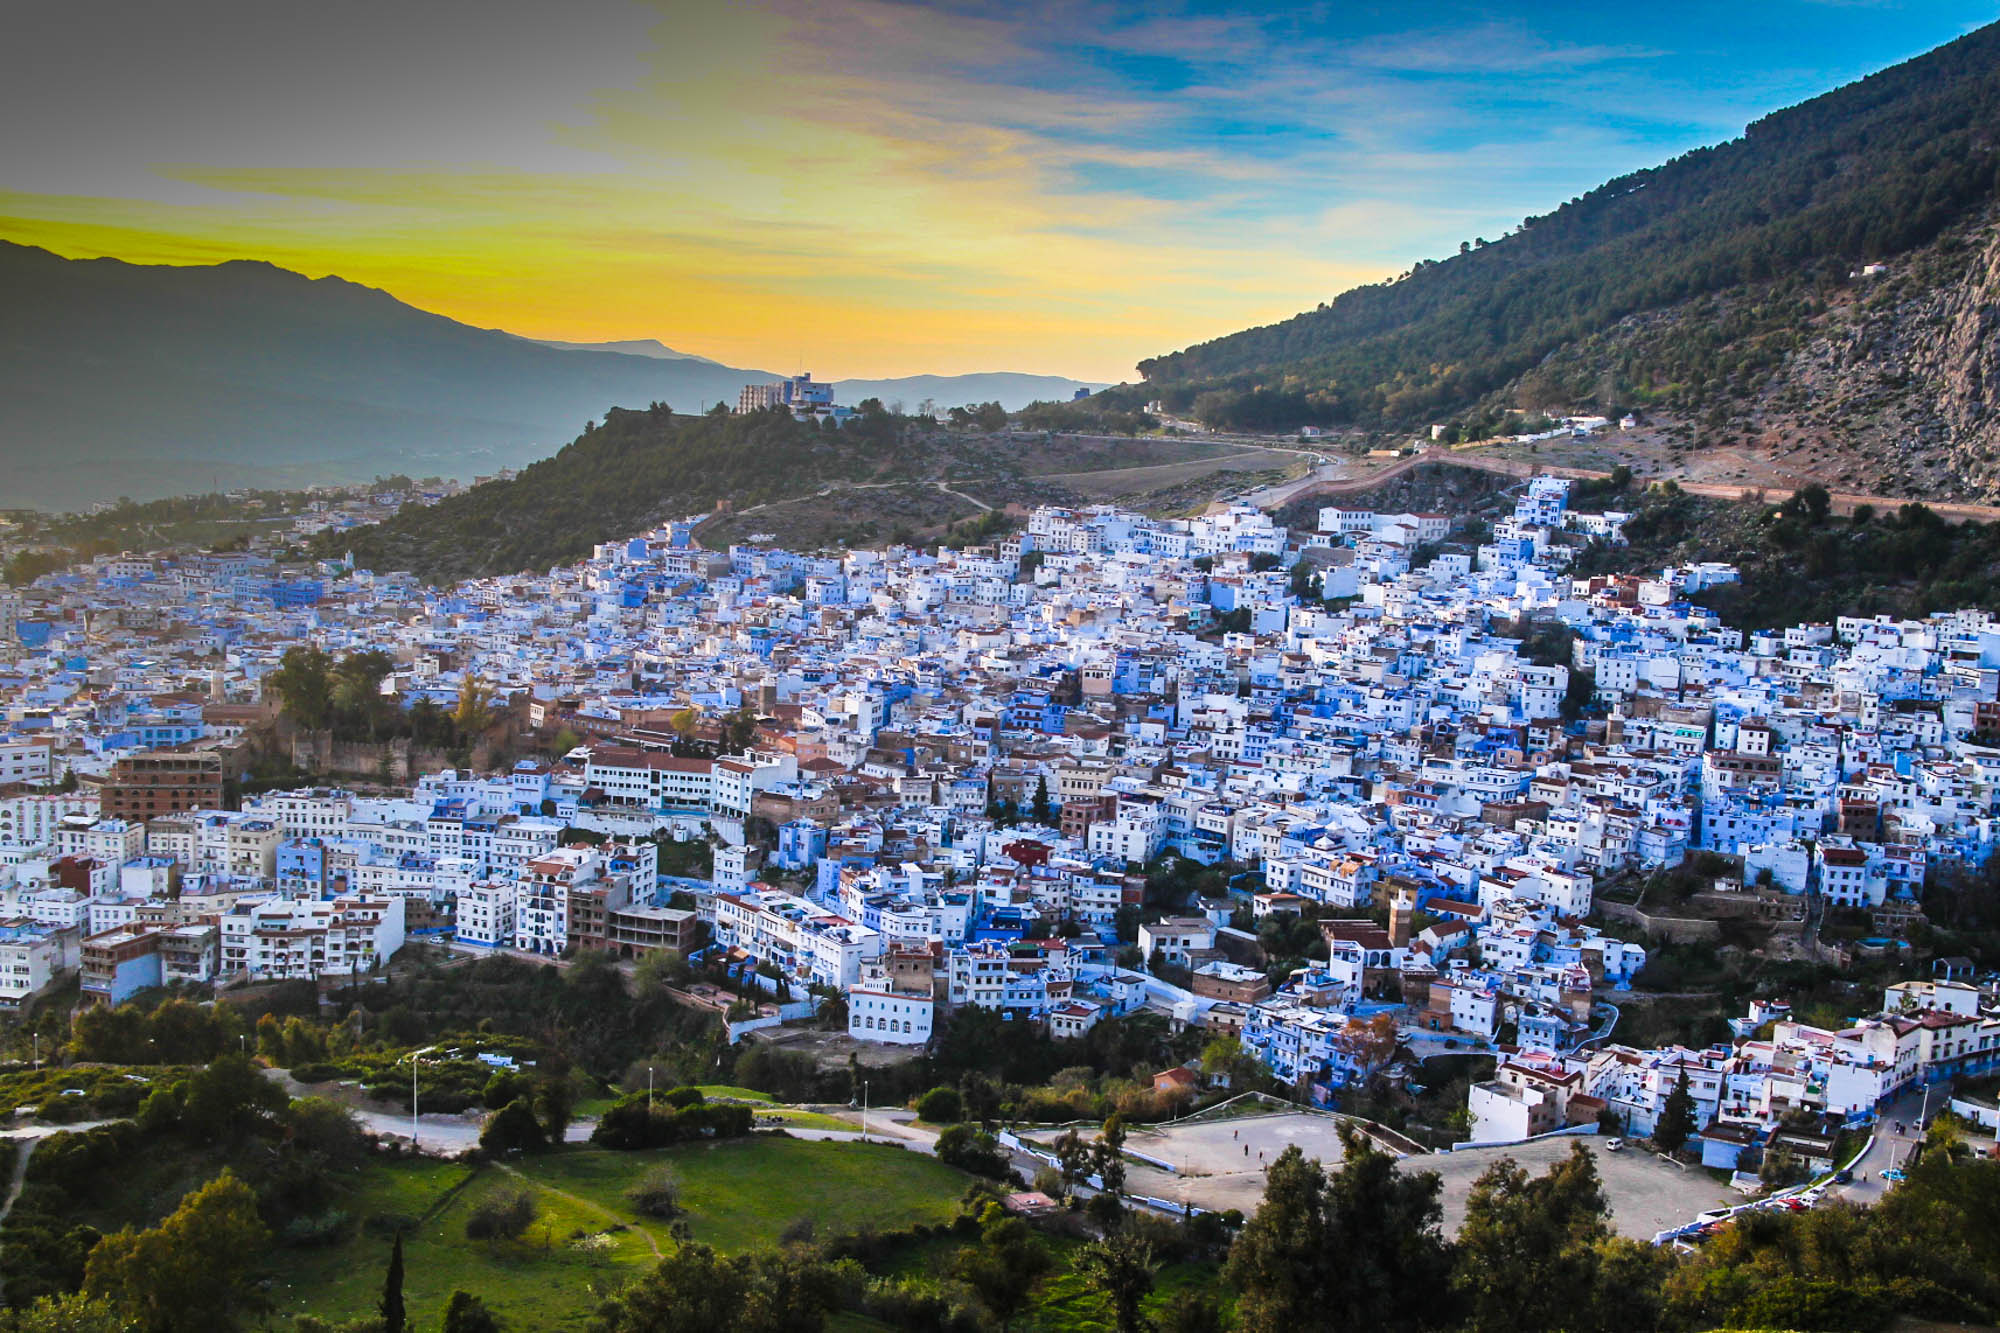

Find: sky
[4,1,1996,382]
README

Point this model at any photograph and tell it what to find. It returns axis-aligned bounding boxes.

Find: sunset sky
[5,0,1993,382]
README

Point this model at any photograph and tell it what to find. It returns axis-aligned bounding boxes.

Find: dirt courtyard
[1104,1115,1737,1239]
[1114,1111,1362,1215]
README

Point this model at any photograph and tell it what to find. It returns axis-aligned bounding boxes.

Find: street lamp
[861,1079,869,1143]
[408,1045,438,1145]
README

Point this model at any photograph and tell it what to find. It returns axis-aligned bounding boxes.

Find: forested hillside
[315,404,917,581]
[1117,22,2000,439]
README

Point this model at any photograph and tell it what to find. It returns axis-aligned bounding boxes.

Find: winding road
[1252,446,2000,524]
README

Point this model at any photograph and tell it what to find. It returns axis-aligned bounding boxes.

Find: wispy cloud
[2,0,1992,379]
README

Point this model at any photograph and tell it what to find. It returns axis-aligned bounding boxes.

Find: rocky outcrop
[1743,222,2000,500]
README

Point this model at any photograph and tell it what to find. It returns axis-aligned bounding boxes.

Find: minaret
[1388,882,1415,949]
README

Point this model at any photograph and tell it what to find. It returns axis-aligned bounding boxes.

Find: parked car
[1604,1138,1625,1152]
[1833,1168,1853,1184]
[1882,1167,1907,1183]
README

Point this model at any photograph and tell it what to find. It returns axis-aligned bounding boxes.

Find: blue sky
[3,0,1993,378]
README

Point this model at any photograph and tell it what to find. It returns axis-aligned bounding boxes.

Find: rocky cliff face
[1743,221,2000,501]
[1517,217,2000,503]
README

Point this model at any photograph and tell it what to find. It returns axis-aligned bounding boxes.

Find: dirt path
[1029,447,1296,483]
[494,1160,662,1259]
[931,482,993,511]
[0,1137,39,1304]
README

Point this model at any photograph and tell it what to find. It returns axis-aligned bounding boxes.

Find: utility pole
[862,1079,869,1143]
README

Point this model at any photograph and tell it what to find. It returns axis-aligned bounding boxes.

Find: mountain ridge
[1109,20,2000,499]
[0,242,1102,509]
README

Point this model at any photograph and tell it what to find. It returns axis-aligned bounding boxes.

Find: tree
[452,675,493,737]
[286,1097,368,1169]
[1154,1290,1225,1333]
[1333,1013,1400,1076]
[531,1076,575,1145]
[1797,482,1832,525]
[1055,1127,1094,1190]
[934,1124,1010,1179]
[915,1085,964,1124]
[330,650,396,738]
[1093,1114,1128,1193]
[589,1243,842,1333]
[482,1069,528,1110]
[265,646,334,730]
[380,1233,406,1333]
[953,1208,1051,1331]
[1201,1033,1257,1088]
[1224,1145,1328,1333]
[1452,1143,1611,1333]
[1075,1233,1156,1333]
[1319,1129,1455,1332]
[438,1292,500,1333]
[479,1098,546,1155]
[0,1294,127,1333]
[83,1169,271,1332]
[1226,1134,1454,1333]
[1655,1067,1697,1154]
[1031,777,1052,826]
[181,1052,288,1143]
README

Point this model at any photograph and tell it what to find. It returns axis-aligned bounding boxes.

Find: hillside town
[4,473,1999,1168]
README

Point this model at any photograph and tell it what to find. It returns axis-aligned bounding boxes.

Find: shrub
[463,1187,537,1242]
[363,1212,417,1237]
[482,1069,527,1110]
[478,1098,545,1155]
[934,1125,1011,1180]
[624,1164,683,1219]
[590,1095,753,1150]
[915,1086,964,1124]
[278,1208,351,1247]
[289,1062,342,1084]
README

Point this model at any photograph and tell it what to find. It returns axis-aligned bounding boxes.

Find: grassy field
[272,1156,652,1329]
[274,1136,969,1327]
[536,1137,966,1253]
[692,1084,776,1102]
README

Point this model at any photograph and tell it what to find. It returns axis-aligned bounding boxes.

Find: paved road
[262,1066,594,1151]
[1835,1085,1939,1207]
[1267,446,2000,524]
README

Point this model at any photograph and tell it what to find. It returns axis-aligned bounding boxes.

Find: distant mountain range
[527,337,730,366]
[0,242,1104,510]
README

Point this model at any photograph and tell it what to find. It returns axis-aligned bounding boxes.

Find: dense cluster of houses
[5,475,2000,1122]
[1471,979,2000,1152]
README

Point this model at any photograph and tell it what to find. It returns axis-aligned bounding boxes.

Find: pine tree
[380,1231,405,1333]
[1032,777,1052,826]
[1655,1068,1696,1154]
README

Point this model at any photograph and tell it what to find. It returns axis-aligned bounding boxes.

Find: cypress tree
[380,1231,405,1333]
